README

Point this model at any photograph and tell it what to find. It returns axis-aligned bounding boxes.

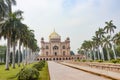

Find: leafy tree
[0,0,8,21]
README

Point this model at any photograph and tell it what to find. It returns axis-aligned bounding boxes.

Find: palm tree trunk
[93,48,96,60]
[101,46,105,61]
[25,47,27,65]
[83,50,86,60]
[12,42,15,69]
[5,38,10,70]
[97,48,100,60]
[22,45,24,65]
[89,50,92,60]
[18,41,21,67]
[87,51,90,61]
[112,44,117,60]
[106,48,110,61]
[22,45,24,62]
[86,50,88,60]
[29,49,32,63]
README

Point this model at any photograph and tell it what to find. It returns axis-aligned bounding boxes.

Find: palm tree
[92,33,101,60]
[81,40,93,60]
[10,10,23,68]
[81,41,88,60]
[97,28,105,61]
[103,35,111,61]
[90,40,97,60]
[112,32,120,59]
[22,29,35,65]
[113,32,120,45]
[104,20,117,60]
[28,39,38,63]
[0,10,23,70]
[104,20,116,36]
[0,0,8,21]
[0,18,12,70]
[5,0,16,14]
[0,0,17,70]
[17,23,28,67]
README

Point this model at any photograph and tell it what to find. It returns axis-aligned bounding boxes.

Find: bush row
[17,68,40,80]
[0,63,5,65]
[17,61,45,80]
[75,59,120,63]
[110,59,120,63]
[32,61,45,71]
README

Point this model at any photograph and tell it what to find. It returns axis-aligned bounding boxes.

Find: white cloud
[1,0,120,53]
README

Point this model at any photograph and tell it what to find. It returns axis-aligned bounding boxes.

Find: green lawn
[39,62,50,80]
[0,62,50,80]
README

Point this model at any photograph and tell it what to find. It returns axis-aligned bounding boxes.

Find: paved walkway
[60,62,120,80]
[48,61,110,80]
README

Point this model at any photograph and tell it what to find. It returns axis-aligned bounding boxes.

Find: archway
[43,58,45,60]
[59,58,61,60]
[37,58,39,61]
[54,52,57,56]
[66,57,68,60]
[49,58,51,61]
[53,58,55,60]
[56,58,58,60]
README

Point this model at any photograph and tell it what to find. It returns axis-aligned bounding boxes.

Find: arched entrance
[54,52,57,56]
[53,58,55,60]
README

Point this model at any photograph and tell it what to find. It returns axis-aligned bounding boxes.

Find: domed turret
[49,29,61,39]
[41,37,44,43]
[66,37,70,40]
[41,37,44,41]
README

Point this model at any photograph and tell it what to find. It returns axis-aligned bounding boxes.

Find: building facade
[37,30,82,61]
[41,30,70,56]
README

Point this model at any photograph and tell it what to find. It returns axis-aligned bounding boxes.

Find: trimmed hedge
[0,63,5,65]
[32,61,45,71]
[17,61,46,80]
[97,60,103,63]
[17,68,40,80]
[111,59,120,63]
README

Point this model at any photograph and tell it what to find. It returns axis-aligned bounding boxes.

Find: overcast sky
[0,0,120,53]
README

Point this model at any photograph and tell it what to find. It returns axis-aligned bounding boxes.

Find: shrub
[0,63,5,65]
[111,59,119,63]
[82,59,86,62]
[17,68,40,80]
[97,60,103,63]
[89,60,93,62]
[32,63,43,71]
[32,61,45,71]
[117,58,120,63]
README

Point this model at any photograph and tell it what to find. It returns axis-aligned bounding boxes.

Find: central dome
[49,30,61,39]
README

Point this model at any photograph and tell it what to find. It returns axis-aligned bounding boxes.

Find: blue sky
[0,0,120,53]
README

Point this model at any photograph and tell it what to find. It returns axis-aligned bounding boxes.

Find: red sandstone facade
[37,30,82,61]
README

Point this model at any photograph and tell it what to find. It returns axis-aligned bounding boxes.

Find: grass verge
[39,62,50,80]
[0,62,50,80]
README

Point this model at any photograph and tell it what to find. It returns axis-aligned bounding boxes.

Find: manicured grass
[0,63,35,80]
[39,62,50,80]
[0,62,50,80]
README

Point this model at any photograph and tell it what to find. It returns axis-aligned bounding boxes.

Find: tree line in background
[78,20,120,61]
[0,0,39,70]
[0,46,22,64]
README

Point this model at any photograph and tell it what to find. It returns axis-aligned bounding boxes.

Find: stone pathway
[48,61,110,80]
[61,62,120,80]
